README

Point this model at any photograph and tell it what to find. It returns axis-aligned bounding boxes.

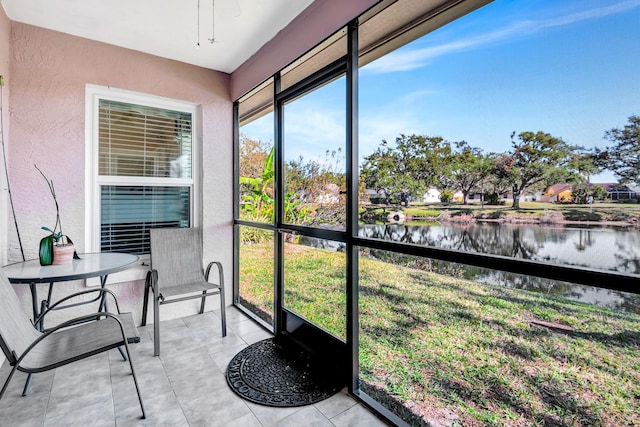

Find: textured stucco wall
[0,4,10,267]
[231,0,379,100]
[6,22,232,324]
[0,4,10,369]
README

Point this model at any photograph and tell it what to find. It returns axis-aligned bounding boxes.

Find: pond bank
[410,215,640,228]
[365,205,640,228]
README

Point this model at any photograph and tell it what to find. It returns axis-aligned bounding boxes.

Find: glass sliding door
[282,233,346,340]
[277,70,348,353]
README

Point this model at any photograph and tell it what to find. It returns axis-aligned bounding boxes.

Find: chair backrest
[149,227,205,289]
[0,270,40,362]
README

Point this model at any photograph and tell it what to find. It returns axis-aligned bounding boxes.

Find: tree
[571,183,608,204]
[285,148,345,204]
[284,149,346,226]
[449,141,491,204]
[598,115,640,185]
[239,147,274,220]
[592,184,608,202]
[482,153,514,205]
[239,134,271,179]
[493,131,577,209]
[567,150,601,183]
[360,134,452,203]
[571,183,592,204]
[239,136,275,221]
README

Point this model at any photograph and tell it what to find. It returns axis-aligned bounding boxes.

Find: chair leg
[117,346,128,361]
[123,340,146,419]
[0,364,19,400]
[199,290,206,314]
[141,280,150,326]
[21,373,33,396]
[207,261,226,337]
[219,284,227,338]
[153,295,160,357]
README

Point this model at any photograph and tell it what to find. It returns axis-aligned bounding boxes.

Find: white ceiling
[0,0,315,74]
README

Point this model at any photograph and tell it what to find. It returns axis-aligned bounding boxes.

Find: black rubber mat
[226,337,344,407]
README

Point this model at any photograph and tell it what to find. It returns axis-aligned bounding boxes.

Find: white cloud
[399,89,436,104]
[283,108,346,166]
[359,109,429,158]
[541,0,640,28]
[364,0,640,74]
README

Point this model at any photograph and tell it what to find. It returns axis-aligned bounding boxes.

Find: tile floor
[0,307,388,426]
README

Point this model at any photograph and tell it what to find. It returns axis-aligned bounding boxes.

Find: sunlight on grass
[239,242,640,426]
[283,242,347,340]
[359,253,640,426]
[238,233,274,325]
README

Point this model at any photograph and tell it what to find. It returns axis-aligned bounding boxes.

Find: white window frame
[85,84,202,284]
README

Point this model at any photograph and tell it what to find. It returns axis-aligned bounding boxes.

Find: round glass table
[2,252,139,329]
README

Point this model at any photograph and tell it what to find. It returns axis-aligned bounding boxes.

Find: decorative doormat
[226,337,344,407]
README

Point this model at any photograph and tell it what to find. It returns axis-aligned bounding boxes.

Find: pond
[358,222,640,313]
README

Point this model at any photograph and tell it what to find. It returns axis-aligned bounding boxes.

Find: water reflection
[358,223,640,313]
[359,223,640,274]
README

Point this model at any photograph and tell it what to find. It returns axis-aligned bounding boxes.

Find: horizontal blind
[97,97,194,255]
[98,99,193,178]
[100,186,190,254]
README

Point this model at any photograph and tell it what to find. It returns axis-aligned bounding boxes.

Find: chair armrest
[146,269,160,299]
[35,288,122,326]
[204,261,223,288]
[16,312,128,365]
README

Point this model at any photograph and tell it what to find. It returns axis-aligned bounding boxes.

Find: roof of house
[544,184,573,195]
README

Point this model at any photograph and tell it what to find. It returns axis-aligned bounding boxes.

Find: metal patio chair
[0,270,146,419]
[142,227,227,356]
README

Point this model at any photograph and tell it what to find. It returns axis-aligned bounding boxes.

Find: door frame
[273,56,352,370]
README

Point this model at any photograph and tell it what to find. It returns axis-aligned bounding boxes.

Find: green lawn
[240,242,640,426]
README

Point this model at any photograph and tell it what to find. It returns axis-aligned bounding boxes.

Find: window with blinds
[97,99,193,254]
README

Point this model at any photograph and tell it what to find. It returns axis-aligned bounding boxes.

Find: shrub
[539,210,565,224]
[618,198,638,204]
[440,189,453,203]
[239,212,272,244]
[485,192,505,205]
[437,210,452,222]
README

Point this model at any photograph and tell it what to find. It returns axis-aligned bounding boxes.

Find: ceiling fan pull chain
[208,0,216,44]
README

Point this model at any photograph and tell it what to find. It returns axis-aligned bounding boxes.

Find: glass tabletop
[2,252,140,283]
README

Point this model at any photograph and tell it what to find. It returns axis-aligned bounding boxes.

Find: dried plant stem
[34,164,63,238]
[0,84,25,261]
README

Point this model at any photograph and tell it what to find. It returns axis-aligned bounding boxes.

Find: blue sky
[244,0,640,183]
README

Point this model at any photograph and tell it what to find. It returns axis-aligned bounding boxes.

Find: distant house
[422,188,441,203]
[600,183,637,201]
[542,183,637,203]
[523,190,544,202]
[467,192,484,202]
[541,184,573,203]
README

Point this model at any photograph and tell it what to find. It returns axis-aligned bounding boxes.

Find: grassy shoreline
[363,202,640,227]
[239,242,640,426]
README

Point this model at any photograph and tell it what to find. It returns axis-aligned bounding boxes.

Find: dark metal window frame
[233,9,640,427]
